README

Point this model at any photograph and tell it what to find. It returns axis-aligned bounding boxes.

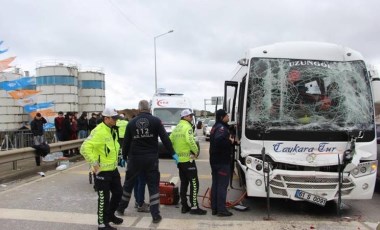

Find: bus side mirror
[237,58,248,66]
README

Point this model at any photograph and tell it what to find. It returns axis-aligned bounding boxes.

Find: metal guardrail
[0,139,84,165]
[0,129,57,150]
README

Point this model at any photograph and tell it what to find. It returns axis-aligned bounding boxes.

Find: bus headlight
[352,168,359,176]
[371,162,377,174]
[351,161,377,178]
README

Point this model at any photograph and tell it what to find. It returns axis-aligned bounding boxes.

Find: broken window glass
[246,58,373,132]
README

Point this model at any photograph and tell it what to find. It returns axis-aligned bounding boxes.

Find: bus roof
[247,41,364,61]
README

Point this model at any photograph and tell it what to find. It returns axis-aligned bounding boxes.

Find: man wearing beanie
[209,109,234,217]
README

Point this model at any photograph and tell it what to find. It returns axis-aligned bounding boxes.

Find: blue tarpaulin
[24,101,54,113]
[0,77,35,91]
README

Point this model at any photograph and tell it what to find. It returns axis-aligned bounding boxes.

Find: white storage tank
[35,61,79,127]
[0,70,29,130]
[78,68,106,114]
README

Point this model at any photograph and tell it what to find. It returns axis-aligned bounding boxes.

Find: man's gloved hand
[172,153,179,165]
[190,151,199,158]
[118,158,126,167]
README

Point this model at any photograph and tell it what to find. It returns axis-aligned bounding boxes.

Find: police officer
[116,100,176,224]
[209,109,234,217]
[116,114,128,147]
[80,108,123,230]
[170,109,207,215]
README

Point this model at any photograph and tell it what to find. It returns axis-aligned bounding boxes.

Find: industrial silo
[0,70,28,130]
[78,68,105,114]
[35,61,79,114]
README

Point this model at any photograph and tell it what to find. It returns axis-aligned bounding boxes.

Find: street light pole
[154,30,174,94]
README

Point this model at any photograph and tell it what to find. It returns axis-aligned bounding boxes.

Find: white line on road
[0,208,376,230]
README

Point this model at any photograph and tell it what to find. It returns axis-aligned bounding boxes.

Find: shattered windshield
[246,58,373,132]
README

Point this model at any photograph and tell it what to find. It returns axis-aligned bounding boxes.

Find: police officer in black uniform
[116,100,176,224]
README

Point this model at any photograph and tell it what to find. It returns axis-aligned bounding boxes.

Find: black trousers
[118,156,161,218]
[178,161,199,208]
[95,169,123,225]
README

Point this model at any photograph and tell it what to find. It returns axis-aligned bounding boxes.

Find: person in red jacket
[54,111,64,141]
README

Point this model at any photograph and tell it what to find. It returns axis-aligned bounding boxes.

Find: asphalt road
[0,129,379,230]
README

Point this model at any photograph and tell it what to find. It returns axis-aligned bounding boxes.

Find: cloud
[1,0,380,111]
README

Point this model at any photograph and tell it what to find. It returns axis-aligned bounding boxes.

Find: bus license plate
[295,189,327,206]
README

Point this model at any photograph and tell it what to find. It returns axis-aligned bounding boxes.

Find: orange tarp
[30,109,57,118]
[0,56,16,71]
[8,89,41,99]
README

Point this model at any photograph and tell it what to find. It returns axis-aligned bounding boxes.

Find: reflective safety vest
[117,119,128,138]
[169,119,198,163]
[80,122,120,172]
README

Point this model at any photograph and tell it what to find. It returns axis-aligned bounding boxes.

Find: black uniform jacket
[122,112,174,159]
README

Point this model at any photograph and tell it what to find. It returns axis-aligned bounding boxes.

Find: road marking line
[0,208,374,230]
[135,216,153,228]
[198,175,212,179]
[0,162,88,194]
[0,208,137,228]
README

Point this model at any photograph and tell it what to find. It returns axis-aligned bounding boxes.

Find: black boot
[189,207,207,215]
[181,205,191,213]
[109,215,123,225]
[217,210,233,217]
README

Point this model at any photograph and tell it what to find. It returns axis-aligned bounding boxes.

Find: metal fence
[0,129,57,151]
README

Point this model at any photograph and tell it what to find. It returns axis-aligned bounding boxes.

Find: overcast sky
[1,0,380,111]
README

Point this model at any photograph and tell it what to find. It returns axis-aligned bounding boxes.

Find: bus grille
[269,174,356,197]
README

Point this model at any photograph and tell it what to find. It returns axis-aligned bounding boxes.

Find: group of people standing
[80,100,235,230]
[54,111,101,157]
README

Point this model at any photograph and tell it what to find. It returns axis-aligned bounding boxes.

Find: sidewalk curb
[0,155,84,184]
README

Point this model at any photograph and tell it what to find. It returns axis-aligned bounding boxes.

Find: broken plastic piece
[233,204,248,211]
